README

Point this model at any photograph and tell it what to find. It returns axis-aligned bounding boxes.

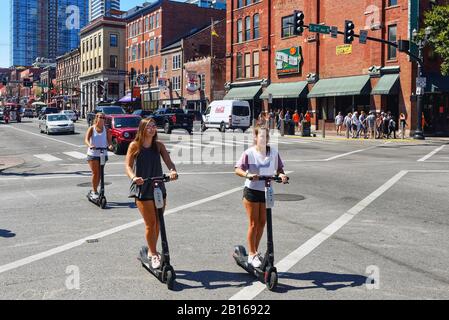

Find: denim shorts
[243,187,266,203]
[86,155,109,162]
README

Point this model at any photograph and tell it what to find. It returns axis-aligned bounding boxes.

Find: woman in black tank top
[125,118,178,269]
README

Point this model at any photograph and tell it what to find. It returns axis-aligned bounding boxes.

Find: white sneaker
[151,255,161,269]
[91,191,99,200]
[248,254,262,268]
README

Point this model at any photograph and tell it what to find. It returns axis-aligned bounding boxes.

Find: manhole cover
[275,194,305,202]
[77,182,112,187]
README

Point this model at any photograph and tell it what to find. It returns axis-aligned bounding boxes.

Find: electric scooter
[233,175,289,291]
[87,147,108,209]
[138,174,177,290]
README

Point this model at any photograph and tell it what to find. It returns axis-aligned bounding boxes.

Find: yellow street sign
[336,44,352,55]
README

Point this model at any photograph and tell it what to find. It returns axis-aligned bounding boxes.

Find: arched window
[245,16,251,41]
[253,14,260,39]
[155,66,159,80]
[149,65,154,85]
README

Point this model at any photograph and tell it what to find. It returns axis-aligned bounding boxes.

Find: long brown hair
[253,123,271,154]
[93,112,106,126]
[131,117,159,158]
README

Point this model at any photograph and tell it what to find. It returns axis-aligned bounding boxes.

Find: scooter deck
[233,253,267,281]
[139,247,163,278]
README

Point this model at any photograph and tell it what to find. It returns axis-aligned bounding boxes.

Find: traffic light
[293,10,305,36]
[344,20,355,44]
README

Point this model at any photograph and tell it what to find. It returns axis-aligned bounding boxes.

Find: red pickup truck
[105,115,141,155]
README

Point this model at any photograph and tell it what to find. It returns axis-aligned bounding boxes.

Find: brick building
[124,0,225,110]
[226,0,449,136]
[159,19,226,110]
[56,48,81,110]
[40,65,57,104]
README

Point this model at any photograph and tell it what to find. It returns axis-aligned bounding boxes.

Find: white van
[202,100,251,132]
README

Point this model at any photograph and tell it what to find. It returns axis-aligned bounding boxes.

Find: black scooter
[233,175,289,291]
[87,147,108,209]
[138,174,177,290]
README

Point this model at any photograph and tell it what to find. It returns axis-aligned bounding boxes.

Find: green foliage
[420,5,449,75]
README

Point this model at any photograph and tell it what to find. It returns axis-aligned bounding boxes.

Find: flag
[211,23,219,38]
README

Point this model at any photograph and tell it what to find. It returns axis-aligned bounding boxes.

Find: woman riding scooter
[235,123,288,268]
[84,112,113,200]
[125,118,178,269]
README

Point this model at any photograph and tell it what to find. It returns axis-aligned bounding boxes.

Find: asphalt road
[0,118,448,300]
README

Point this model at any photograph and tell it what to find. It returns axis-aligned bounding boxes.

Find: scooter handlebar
[249,175,289,183]
[143,174,178,183]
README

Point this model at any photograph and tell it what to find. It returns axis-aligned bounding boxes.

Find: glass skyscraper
[89,0,120,22]
[10,0,88,66]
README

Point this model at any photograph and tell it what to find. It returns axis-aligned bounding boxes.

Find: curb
[0,157,25,172]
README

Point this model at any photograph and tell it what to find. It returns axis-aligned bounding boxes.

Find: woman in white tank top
[84,112,112,198]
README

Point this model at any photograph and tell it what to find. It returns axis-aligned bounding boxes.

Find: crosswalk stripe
[63,151,87,160]
[34,154,62,162]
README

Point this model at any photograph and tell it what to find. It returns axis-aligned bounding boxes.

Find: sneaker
[248,254,262,268]
[151,255,161,269]
[91,192,99,200]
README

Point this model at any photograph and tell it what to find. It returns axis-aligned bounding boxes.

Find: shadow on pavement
[0,170,91,178]
[0,229,16,238]
[275,271,368,293]
[105,202,137,209]
[173,270,254,291]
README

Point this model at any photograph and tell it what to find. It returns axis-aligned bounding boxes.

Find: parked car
[105,115,141,154]
[23,108,34,118]
[39,107,59,117]
[202,100,251,132]
[132,109,154,118]
[150,108,194,134]
[87,105,126,126]
[39,113,75,135]
[61,110,78,122]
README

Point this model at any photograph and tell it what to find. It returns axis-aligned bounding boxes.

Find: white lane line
[3,125,81,148]
[229,170,408,300]
[34,154,62,162]
[417,145,445,162]
[409,170,449,173]
[63,151,87,160]
[323,146,376,161]
[0,186,244,275]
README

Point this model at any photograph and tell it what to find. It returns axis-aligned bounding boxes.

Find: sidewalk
[0,157,24,172]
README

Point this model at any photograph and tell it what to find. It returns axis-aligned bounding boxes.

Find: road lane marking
[0,186,244,275]
[3,126,81,148]
[417,145,445,162]
[323,146,377,161]
[63,151,87,160]
[34,154,62,162]
[229,170,408,300]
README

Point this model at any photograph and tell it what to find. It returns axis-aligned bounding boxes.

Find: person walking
[344,112,352,139]
[351,112,360,138]
[366,111,376,139]
[293,110,300,134]
[335,112,344,136]
[399,113,407,139]
[359,111,367,138]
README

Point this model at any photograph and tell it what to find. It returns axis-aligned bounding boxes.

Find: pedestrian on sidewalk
[335,112,344,136]
[344,112,352,139]
[366,111,376,139]
[399,113,407,139]
[376,113,383,139]
[359,111,367,138]
[382,112,390,139]
[388,115,397,139]
[351,112,360,138]
[293,110,300,134]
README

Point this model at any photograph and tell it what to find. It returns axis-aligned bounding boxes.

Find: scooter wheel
[166,269,175,290]
[265,268,278,291]
[100,197,107,209]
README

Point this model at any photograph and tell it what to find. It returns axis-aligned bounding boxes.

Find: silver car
[39,113,75,135]
[61,110,78,122]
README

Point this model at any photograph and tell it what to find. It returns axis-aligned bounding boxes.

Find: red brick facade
[226,0,449,134]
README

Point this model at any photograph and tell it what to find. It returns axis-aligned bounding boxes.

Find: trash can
[301,120,311,137]
[287,120,295,135]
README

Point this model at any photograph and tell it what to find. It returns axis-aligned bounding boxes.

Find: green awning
[308,75,371,98]
[260,81,308,99]
[425,74,449,93]
[371,74,400,95]
[223,86,261,100]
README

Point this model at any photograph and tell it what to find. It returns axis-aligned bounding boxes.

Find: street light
[412,26,432,140]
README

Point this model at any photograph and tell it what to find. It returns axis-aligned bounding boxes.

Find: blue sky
[0,0,150,67]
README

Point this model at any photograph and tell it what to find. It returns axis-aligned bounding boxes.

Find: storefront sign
[336,44,352,55]
[132,87,140,98]
[275,47,302,75]
[186,71,199,94]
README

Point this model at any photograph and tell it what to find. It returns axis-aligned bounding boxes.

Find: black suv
[86,105,126,126]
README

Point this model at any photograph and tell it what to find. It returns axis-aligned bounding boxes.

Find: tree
[421,5,449,75]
